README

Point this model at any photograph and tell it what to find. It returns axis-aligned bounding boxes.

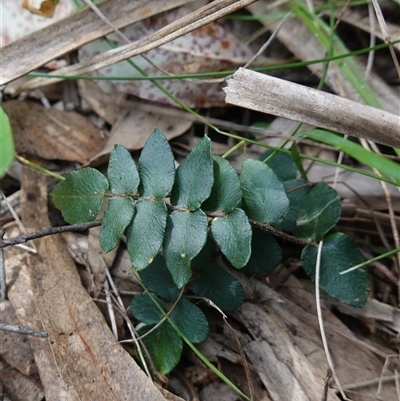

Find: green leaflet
[138,255,180,301]
[211,208,252,268]
[192,264,245,311]
[241,228,282,274]
[294,182,341,241]
[99,145,139,252]
[301,233,369,307]
[130,292,165,325]
[241,159,289,225]
[107,145,139,195]
[191,235,217,270]
[131,294,207,373]
[138,322,182,375]
[261,150,298,182]
[99,197,135,252]
[170,298,209,344]
[202,156,241,213]
[51,168,109,224]
[139,129,175,199]
[126,199,167,270]
[0,107,14,178]
[276,178,311,233]
[170,136,214,211]
[163,209,208,288]
[132,294,207,343]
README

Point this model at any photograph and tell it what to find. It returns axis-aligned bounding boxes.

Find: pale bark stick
[224,68,400,148]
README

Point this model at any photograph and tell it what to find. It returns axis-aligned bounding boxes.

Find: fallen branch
[223,68,400,148]
[0,322,48,338]
[0,220,102,248]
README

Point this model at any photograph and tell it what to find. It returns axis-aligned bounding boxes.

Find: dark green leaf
[170,136,213,211]
[164,210,208,288]
[192,264,245,310]
[126,199,167,270]
[139,322,182,374]
[241,159,289,225]
[108,145,139,194]
[191,236,217,270]
[294,182,341,241]
[138,255,180,301]
[276,179,311,232]
[171,299,208,343]
[202,156,241,213]
[241,228,282,274]
[260,150,298,181]
[130,293,165,325]
[51,168,109,224]
[139,129,175,199]
[99,197,135,252]
[301,233,369,307]
[211,208,251,268]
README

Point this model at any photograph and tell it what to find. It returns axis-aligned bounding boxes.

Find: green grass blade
[301,130,400,185]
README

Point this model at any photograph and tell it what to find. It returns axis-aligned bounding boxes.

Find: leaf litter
[1,1,399,400]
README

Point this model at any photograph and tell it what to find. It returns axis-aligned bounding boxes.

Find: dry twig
[224,68,400,148]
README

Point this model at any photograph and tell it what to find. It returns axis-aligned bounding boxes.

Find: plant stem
[0,207,314,250]
[0,221,102,248]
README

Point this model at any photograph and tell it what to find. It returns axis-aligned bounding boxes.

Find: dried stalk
[224,68,400,148]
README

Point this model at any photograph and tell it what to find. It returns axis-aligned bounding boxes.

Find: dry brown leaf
[22,0,59,17]
[3,100,106,164]
[4,247,46,401]
[6,166,167,401]
[0,299,38,377]
[78,80,255,152]
[0,358,43,401]
[0,297,44,401]
[78,80,129,125]
[79,77,194,166]
[89,106,193,165]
